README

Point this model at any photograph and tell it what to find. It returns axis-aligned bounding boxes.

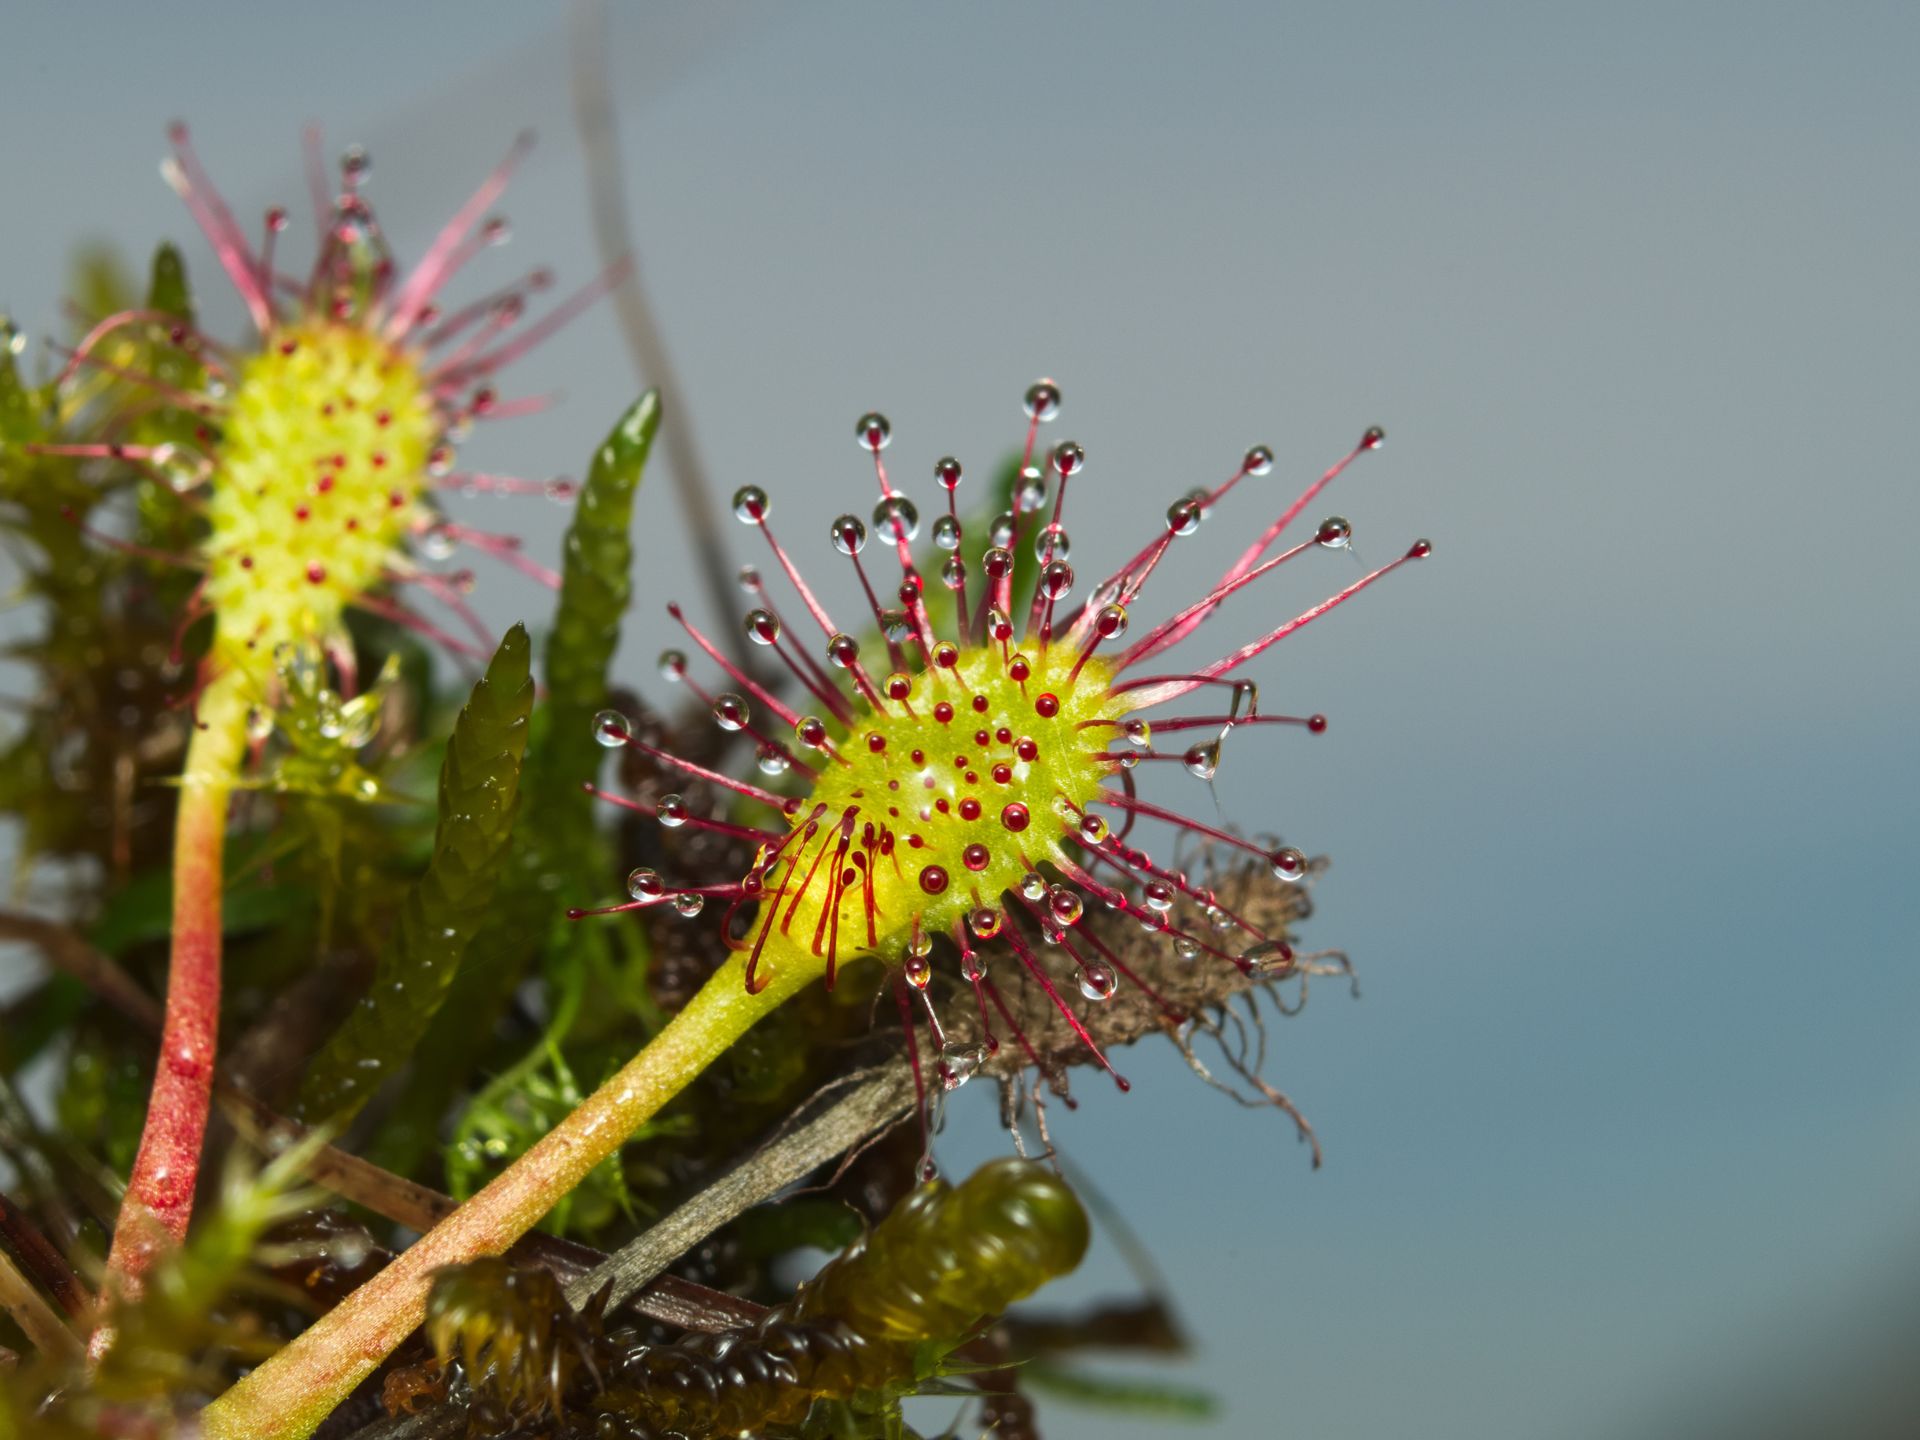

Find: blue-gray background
[3,4,1917,1437]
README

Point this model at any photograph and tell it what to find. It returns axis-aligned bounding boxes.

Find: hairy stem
[199,951,818,1440]
[103,665,250,1294]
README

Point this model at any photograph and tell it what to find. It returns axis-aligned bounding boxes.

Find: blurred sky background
[2,3,1918,1437]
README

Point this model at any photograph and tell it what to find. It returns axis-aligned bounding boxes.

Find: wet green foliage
[2,1140,325,1440]
[296,625,534,1123]
[423,1158,1090,1440]
[0,217,1244,1440]
[0,248,202,886]
[373,392,661,1177]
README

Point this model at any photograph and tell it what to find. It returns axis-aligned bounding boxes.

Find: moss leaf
[295,624,533,1124]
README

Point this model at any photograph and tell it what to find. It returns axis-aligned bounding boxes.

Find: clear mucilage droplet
[855,411,893,452]
[731,485,769,524]
[932,514,962,550]
[744,609,781,646]
[830,513,867,555]
[872,495,920,544]
[1317,515,1353,550]
[593,710,632,747]
[939,1043,986,1090]
[1270,846,1309,882]
[1184,740,1221,780]
[1243,939,1296,975]
[1024,378,1062,422]
[1078,963,1116,1001]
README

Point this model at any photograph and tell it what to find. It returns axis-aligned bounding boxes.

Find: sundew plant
[0,120,1427,1440]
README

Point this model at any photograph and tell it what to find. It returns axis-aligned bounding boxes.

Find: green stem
[198,950,819,1440]
[102,665,250,1292]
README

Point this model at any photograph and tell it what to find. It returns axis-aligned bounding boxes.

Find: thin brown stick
[0,1247,81,1365]
[0,1191,87,1321]
[569,0,747,664]
[565,1064,916,1311]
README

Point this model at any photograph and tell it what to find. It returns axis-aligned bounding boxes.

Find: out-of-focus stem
[198,949,818,1440]
[102,665,250,1295]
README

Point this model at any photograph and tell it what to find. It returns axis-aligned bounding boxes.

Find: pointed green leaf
[295,624,534,1123]
[369,394,659,1170]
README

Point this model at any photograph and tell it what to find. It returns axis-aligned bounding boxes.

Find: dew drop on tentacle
[1317,515,1353,550]
[658,648,688,681]
[1244,939,1297,976]
[934,455,964,490]
[656,794,689,828]
[932,514,962,550]
[1078,963,1117,1002]
[1024,378,1062,422]
[1270,845,1309,882]
[855,411,893,452]
[872,495,919,543]
[731,484,769,524]
[939,1043,985,1090]
[1244,443,1275,477]
[1166,498,1203,537]
[592,709,631,747]
[744,608,782,646]
[1183,739,1221,780]
[626,867,666,901]
[1230,679,1259,722]
[830,513,867,555]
